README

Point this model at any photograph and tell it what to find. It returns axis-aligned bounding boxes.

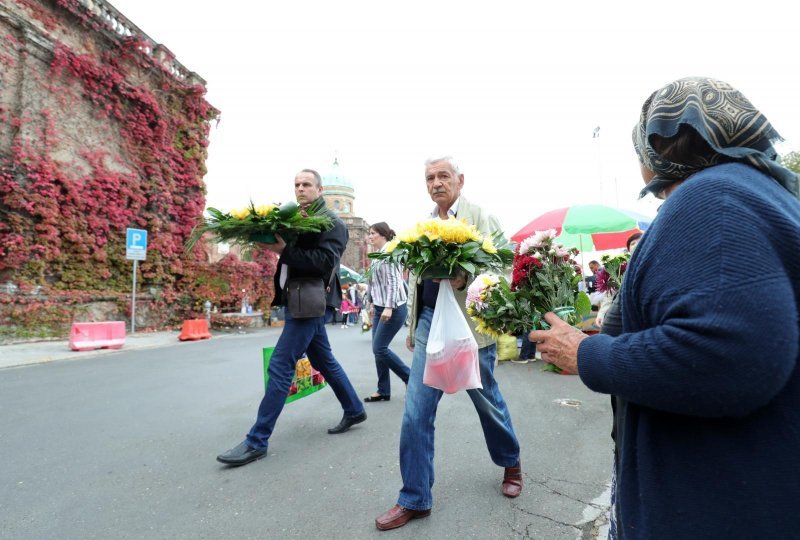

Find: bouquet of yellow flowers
[369,217,513,279]
[186,199,332,251]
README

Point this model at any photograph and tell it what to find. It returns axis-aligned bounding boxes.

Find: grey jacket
[407,196,505,349]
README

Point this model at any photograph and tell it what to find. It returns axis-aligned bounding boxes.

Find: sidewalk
[0,327,281,370]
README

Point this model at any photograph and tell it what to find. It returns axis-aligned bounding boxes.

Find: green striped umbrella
[339,264,363,284]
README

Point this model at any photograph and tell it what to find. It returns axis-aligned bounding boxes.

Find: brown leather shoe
[502,462,523,498]
[375,504,431,531]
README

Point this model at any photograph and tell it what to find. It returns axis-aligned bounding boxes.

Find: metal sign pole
[132,259,137,334]
[126,228,147,334]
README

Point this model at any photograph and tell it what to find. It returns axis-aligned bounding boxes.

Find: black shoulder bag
[286,270,336,319]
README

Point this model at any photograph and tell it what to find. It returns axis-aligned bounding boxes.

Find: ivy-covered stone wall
[0,0,277,339]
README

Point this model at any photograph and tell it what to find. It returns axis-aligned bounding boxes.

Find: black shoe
[327,411,367,434]
[216,441,267,466]
[364,394,390,402]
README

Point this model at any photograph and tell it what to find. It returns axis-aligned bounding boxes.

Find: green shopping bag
[263,347,328,404]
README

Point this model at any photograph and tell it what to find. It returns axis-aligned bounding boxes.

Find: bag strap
[326,265,338,293]
[285,264,338,290]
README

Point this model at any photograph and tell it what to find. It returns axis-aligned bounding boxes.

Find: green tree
[781,151,800,174]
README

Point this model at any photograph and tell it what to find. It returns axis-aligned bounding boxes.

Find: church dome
[321,158,353,189]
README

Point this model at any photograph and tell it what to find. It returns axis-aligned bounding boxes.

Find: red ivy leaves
[1,27,231,323]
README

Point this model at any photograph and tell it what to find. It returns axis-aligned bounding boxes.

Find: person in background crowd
[625,232,642,253]
[513,331,537,364]
[340,289,357,328]
[585,260,600,294]
[375,156,522,531]
[216,169,366,468]
[357,283,370,313]
[363,221,410,402]
[530,77,800,539]
[348,282,363,325]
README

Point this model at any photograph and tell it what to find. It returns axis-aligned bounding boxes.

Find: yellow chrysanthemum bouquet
[186,199,333,251]
[370,217,513,279]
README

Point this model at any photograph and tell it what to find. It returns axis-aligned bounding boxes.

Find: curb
[0,327,283,370]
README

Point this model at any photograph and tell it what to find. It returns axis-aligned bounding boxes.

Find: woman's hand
[380,307,393,323]
[528,312,589,374]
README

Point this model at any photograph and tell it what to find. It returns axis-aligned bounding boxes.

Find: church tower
[321,158,369,273]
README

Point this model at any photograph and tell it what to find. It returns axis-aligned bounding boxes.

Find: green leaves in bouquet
[487,284,534,336]
[599,252,630,292]
[574,291,592,318]
[185,199,333,252]
[468,276,535,337]
[185,206,232,251]
[515,252,590,330]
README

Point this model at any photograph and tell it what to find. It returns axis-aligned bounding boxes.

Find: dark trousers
[519,332,537,359]
[372,304,410,396]
[246,307,364,450]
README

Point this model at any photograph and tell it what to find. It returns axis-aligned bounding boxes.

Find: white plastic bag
[424,280,482,393]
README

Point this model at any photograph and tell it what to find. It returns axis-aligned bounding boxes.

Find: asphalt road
[0,325,613,539]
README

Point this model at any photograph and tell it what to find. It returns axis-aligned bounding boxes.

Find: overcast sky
[109,0,800,237]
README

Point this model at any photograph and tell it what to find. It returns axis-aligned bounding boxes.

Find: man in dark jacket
[217,169,366,467]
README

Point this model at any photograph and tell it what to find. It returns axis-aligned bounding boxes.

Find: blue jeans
[372,304,410,396]
[397,307,520,510]
[246,307,364,450]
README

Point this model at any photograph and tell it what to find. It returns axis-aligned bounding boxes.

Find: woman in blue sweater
[531,77,800,539]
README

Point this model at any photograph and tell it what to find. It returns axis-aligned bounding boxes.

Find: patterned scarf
[633,77,799,198]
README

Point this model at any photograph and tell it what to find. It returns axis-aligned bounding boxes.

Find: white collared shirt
[430,197,460,220]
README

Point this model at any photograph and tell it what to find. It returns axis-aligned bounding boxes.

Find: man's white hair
[424,156,461,175]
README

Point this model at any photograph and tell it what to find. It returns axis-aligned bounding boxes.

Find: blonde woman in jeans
[364,222,409,402]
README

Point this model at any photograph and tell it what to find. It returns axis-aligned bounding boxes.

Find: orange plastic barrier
[179,318,212,341]
[69,321,126,352]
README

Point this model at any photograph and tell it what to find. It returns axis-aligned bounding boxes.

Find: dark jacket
[272,199,347,309]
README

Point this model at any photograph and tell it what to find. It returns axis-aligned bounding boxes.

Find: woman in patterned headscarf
[530,77,800,539]
[633,77,799,199]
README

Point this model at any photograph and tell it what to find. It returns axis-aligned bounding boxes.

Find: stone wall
[0,1,271,341]
[341,215,370,273]
[0,0,205,168]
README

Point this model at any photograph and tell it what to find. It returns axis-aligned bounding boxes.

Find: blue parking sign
[126,228,148,261]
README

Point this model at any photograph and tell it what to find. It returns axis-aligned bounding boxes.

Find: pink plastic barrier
[69,321,126,352]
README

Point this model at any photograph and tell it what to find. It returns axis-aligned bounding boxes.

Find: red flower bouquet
[512,229,591,373]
